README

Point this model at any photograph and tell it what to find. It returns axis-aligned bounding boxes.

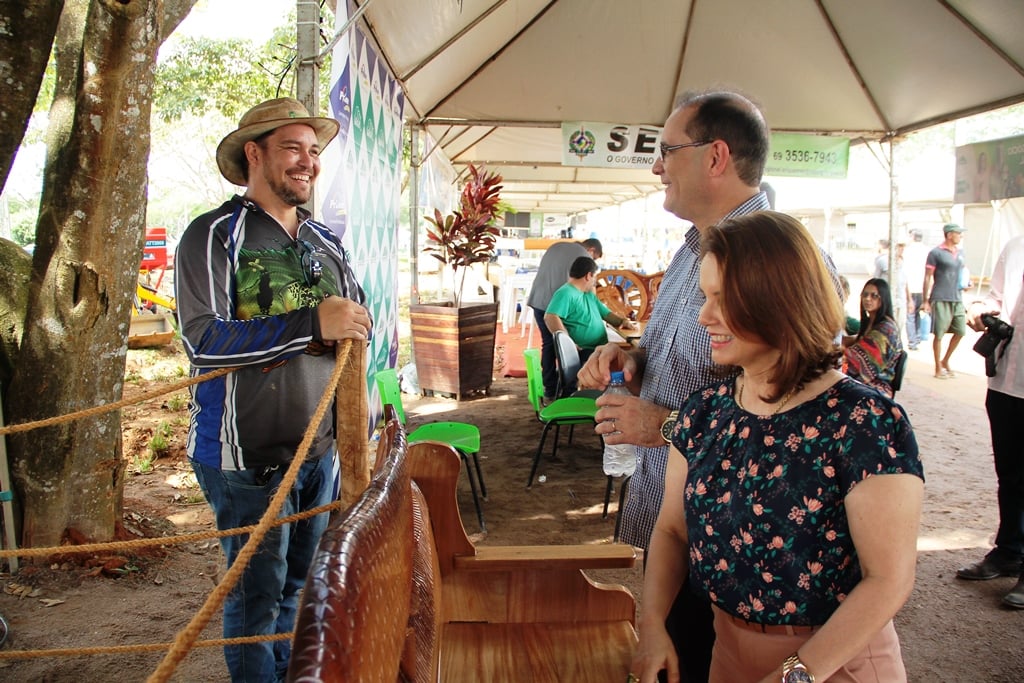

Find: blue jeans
[534,307,559,399]
[191,452,334,682]
[906,293,923,346]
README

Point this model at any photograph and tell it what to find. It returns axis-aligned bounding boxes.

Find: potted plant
[423,163,503,306]
[411,164,504,398]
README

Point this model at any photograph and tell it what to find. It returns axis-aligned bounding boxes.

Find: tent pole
[410,125,421,305]
[888,137,900,285]
[297,0,321,214]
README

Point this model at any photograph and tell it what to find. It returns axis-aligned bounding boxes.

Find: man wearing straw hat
[175,97,371,681]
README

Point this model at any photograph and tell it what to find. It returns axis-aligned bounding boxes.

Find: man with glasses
[175,97,371,682]
[579,90,841,682]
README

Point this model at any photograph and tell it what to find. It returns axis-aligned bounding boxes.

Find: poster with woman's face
[955,134,1024,204]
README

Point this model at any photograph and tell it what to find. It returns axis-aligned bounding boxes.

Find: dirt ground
[1,338,1022,682]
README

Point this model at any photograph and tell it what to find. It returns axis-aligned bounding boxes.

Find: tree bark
[0,1,66,190]
[6,0,197,551]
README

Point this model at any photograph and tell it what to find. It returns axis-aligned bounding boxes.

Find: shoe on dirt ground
[957,555,1023,581]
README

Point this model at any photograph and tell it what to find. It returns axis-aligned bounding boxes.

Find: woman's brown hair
[701,210,844,401]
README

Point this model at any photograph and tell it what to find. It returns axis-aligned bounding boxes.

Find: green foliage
[147,420,173,460]
[166,393,188,411]
[4,192,41,246]
[423,164,503,305]
[154,15,333,125]
[130,452,155,474]
[154,36,284,123]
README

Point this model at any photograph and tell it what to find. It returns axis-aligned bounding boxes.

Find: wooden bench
[288,416,639,682]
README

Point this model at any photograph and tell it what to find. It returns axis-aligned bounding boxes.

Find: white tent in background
[326,0,1024,214]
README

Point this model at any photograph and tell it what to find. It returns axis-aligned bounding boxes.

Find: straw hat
[216,97,340,186]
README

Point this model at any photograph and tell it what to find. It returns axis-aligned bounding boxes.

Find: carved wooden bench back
[290,422,638,683]
[289,419,441,682]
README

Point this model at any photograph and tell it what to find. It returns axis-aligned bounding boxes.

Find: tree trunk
[5,0,196,551]
[0,0,66,190]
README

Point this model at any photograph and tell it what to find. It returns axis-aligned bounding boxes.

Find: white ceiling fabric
[350,0,1024,213]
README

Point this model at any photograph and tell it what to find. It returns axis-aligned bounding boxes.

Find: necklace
[736,375,796,416]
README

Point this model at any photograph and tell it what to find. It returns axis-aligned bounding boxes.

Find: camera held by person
[973,313,1014,377]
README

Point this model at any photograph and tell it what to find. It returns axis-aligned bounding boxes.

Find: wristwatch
[660,410,679,444]
[781,653,814,683]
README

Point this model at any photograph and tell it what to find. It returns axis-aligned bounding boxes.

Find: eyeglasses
[659,139,712,157]
[861,292,881,300]
[297,239,323,287]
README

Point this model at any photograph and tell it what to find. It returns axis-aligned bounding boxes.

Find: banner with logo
[562,123,850,180]
[765,133,850,179]
[954,134,1024,203]
[561,122,662,168]
[323,3,406,431]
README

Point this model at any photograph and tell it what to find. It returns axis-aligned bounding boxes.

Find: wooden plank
[440,622,636,682]
[337,342,370,508]
[459,544,636,571]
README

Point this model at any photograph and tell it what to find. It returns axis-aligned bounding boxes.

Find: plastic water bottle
[602,371,637,477]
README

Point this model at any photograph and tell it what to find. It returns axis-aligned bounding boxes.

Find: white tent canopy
[343,0,1024,214]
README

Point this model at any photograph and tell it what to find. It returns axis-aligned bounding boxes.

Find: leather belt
[725,612,819,636]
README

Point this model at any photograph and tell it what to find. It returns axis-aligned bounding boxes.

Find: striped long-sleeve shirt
[175,195,366,471]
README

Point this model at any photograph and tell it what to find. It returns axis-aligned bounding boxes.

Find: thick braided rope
[0,366,234,436]
[0,632,292,662]
[0,499,344,559]
[147,340,354,683]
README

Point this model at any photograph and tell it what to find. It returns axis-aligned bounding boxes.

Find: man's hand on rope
[317,296,372,343]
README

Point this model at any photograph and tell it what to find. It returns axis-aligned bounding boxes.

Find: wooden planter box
[410,301,498,399]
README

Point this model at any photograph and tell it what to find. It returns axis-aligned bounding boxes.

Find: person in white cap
[175,97,372,681]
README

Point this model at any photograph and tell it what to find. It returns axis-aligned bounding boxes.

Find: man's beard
[264,166,310,207]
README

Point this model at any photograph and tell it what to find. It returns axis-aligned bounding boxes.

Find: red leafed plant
[424,164,503,306]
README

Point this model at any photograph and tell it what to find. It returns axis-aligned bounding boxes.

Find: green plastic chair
[374,368,487,532]
[524,348,626,530]
[522,348,599,478]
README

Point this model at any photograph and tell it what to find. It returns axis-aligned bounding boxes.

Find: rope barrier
[0,366,233,436]
[0,632,292,661]
[0,340,359,678]
[147,340,353,683]
[0,498,345,559]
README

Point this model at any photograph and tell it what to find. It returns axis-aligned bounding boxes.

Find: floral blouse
[669,377,922,626]
[844,317,902,397]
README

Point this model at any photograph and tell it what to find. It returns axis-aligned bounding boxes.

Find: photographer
[957,234,1024,608]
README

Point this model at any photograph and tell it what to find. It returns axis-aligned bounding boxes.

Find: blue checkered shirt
[621,192,832,550]
[619,194,842,550]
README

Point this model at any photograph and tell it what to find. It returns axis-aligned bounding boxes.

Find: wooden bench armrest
[457,544,636,571]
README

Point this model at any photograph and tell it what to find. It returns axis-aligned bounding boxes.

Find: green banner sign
[954,133,1024,203]
[766,133,850,179]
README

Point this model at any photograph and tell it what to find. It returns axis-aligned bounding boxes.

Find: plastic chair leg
[458,450,487,533]
[614,476,631,542]
[603,474,614,519]
[527,424,553,487]
[471,452,487,499]
[551,424,562,461]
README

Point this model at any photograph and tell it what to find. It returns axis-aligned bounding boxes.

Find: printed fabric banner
[765,133,850,179]
[954,134,1024,203]
[562,122,662,169]
[322,1,406,431]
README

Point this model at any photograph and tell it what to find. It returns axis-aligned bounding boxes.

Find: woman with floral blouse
[843,278,903,397]
[631,211,924,683]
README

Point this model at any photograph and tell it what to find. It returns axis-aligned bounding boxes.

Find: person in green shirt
[544,257,637,373]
